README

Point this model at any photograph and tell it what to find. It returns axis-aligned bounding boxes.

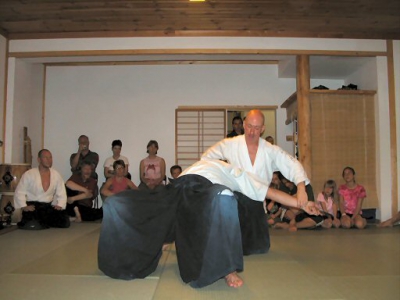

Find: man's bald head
[244,109,265,141]
[246,109,265,125]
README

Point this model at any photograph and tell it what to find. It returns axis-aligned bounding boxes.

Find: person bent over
[66,161,103,222]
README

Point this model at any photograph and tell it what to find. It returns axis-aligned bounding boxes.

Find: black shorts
[295,212,324,226]
[341,213,353,218]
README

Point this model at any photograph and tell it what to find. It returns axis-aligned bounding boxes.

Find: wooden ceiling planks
[0,0,398,39]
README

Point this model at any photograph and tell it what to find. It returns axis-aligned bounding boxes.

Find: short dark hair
[146,140,159,154]
[113,159,125,170]
[342,166,356,177]
[38,149,50,158]
[170,165,182,174]
[81,161,92,168]
[232,116,243,124]
[112,139,122,148]
[78,135,88,141]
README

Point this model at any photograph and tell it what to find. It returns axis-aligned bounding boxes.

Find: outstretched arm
[266,188,320,216]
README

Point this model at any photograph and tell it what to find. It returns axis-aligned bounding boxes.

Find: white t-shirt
[103,155,130,171]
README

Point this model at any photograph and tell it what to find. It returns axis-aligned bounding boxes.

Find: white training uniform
[14,168,67,209]
[201,135,309,188]
[181,159,269,201]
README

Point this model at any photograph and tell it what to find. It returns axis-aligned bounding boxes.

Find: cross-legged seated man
[14,149,70,229]
[65,161,102,222]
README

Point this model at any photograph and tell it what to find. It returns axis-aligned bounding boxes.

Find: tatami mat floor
[0,222,398,300]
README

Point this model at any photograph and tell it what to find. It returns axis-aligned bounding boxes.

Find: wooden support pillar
[387,40,398,216]
[296,55,312,180]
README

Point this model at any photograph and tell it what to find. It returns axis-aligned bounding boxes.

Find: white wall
[0,35,6,163]
[375,57,392,221]
[44,64,307,185]
[345,58,377,90]
[5,59,44,165]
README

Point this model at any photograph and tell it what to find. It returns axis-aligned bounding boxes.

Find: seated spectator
[316,179,340,228]
[339,166,367,229]
[274,175,324,231]
[65,161,103,222]
[265,136,275,145]
[264,172,283,225]
[103,139,131,179]
[70,135,99,179]
[14,149,70,229]
[163,164,183,250]
[226,116,244,138]
[169,165,182,181]
[139,140,166,190]
[377,211,400,228]
[101,160,138,199]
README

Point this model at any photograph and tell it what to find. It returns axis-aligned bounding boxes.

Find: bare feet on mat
[288,225,298,232]
[162,244,169,251]
[225,272,243,288]
[274,222,289,229]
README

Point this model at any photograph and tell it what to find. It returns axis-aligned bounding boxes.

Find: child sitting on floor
[316,179,340,228]
[339,166,367,229]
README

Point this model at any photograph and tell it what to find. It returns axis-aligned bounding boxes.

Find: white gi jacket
[182,159,269,201]
[201,135,309,187]
[14,168,67,209]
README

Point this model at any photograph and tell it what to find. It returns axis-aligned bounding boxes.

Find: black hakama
[98,174,269,287]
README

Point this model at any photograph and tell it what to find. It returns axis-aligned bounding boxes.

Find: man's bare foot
[288,225,298,232]
[162,244,169,251]
[377,220,393,228]
[224,272,243,288]
[73,207,82,223]
[274,222,289,229]
[267,218,275,225]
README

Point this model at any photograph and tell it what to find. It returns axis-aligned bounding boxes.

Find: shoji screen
[176,109,226,170]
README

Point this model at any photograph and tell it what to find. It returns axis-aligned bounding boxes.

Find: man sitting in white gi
[14,149,70,229]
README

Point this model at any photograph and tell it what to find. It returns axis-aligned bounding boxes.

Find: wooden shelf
[309,89,376,95]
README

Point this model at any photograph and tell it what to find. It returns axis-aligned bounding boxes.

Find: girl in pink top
[338,166,367,229]
[317,179,340,229]
[101,160,138,199]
